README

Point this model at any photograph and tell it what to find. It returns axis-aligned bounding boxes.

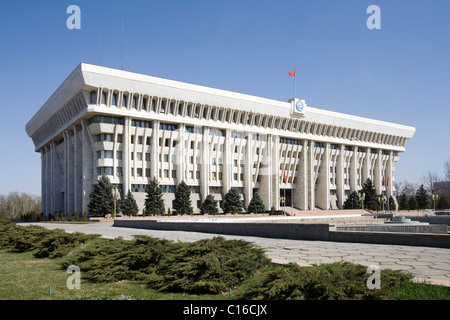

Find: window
[122,94,128,107]
[172,170,177,178]
[163,154,169,162]
[164,170,169,178]
[90,91,97,104]
[234,173,238,180]
[116,167,122,176]
[131,96,137,108]
[136,168,143,177]
[97,134,113,142]
[137,153,142,161]
[142,97,147,111]
[97,150,113,159]
[196,171,200,179]
[159,122,177,131]
[145,153,150,161]
[233,159,238,167]
[116,151,122,160]
[130,153,134,161]
[97,167,113,176]
[146,137,151,145]
[117,134,123,143]
[89,115,125,125]
[138,136,143,144]
[131,135,135,144]
[112,93,118,106]
[190,156,194,164]
[131,119,152,128]
[145,168,150,177]
[189,171,194,179]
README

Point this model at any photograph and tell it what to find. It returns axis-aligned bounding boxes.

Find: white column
[243,133,253,209]
[308,140,315,210]
[294,140,308,210]
[150,120,159,180]
[316,142,330,210]
[350,147,358,192]
[336,145,345,209]
[123,117,131,194]
[200,127,210,203]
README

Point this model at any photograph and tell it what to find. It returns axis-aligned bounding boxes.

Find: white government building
[26,63,416,216]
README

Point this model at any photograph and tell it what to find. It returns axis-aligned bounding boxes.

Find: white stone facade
[26,63,415,215]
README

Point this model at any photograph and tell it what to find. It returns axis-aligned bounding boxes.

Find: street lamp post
[432,194,439,211]
[359,192,365,210]
[112,186,119,218]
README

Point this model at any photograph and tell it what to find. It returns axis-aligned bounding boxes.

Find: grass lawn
[0,250,226,300]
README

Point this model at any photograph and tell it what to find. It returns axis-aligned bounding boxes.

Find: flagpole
[294,68,296,98]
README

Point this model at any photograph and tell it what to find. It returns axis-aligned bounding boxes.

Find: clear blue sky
[0,0,449,196]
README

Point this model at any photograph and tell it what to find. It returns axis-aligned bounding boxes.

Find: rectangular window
[131,135,135,144]
[112,93,118,106]
[196,171,200,179]
[117,134,123,143]
[131,153,134,161]
[146,137,151,145]
[145,153,150,162]
[137,153,142,161]
[136,168,143,177]
[233,173,238,180]
[116,167,122,176]
[164,169,169,178]
[145,168,150,177]
[189,171,194,179]
[138,136,143,145]
[116,151,122,160]
[164,154,169,162]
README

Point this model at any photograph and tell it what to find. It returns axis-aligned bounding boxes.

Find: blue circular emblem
[295,100,304,112]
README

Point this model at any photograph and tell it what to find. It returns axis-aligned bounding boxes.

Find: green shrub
[233,261,414,300]
[150,237,270,294]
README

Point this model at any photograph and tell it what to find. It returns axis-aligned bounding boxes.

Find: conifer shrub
[233,261,413,300]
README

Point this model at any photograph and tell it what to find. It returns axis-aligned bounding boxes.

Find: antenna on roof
[121,17,124,70]
[98,33,102,66]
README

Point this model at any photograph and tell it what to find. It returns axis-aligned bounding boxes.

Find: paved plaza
[20,221,450,286]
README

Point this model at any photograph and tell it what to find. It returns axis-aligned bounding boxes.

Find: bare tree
[421,171,441,195]
[445,159,450,181]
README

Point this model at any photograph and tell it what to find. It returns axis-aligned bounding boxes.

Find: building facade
[26,63,415,215]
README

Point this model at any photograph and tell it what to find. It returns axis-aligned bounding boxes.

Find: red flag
[288,70,295,77]
[291,171,294,183]
[387,177,389,186]
[382,177,385,186]
[283,170,286,183]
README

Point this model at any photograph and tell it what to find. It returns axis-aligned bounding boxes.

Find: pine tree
[388,196,396,211]
[173,181,192,215]
[145,177,165,216]
[200,194,218,215]
[343,191,361,209]
[416,184,429,209]
[247,193,266,214]
[361,179,378,211]
[398,193,409,211]
[121,190,139,216]
[88,174,114,217]
[408,196,417,210]
[223,187,243,214]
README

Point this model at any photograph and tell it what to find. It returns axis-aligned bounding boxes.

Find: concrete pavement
[19,221,450,286]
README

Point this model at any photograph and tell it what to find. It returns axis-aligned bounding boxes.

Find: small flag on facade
[288,70,296,77]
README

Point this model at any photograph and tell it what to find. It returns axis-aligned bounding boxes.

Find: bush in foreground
[233,261,414,300]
